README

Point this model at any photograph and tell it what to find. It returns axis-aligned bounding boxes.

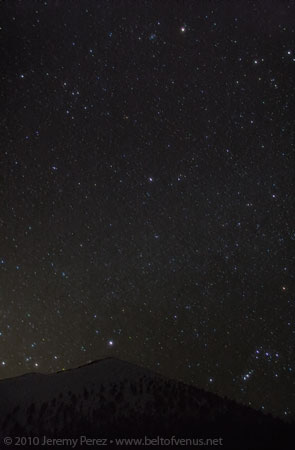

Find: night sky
[1,0,294,420]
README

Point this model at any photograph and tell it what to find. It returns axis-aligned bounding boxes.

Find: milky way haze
[1,0,294,420]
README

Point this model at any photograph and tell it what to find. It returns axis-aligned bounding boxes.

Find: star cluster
[1,0,294,420]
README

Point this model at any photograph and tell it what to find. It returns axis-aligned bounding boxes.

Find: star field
[1,0,294,420]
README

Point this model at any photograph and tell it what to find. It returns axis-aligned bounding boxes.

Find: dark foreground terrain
[0,358,293,449]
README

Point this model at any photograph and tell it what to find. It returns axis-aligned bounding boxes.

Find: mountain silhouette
[0,357,293,449]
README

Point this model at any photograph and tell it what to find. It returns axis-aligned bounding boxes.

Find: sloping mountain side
[0,357,293,449]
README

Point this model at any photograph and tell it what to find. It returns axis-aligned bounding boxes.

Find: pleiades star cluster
[1,0,294,420]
